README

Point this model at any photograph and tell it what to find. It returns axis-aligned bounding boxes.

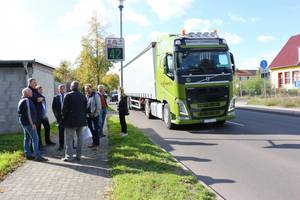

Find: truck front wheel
[163,104,174,129]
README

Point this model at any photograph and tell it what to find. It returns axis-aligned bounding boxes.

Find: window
[284,71,290,84]
[278,73,283,88]
[292,71,300,83]
[166,54,174,77]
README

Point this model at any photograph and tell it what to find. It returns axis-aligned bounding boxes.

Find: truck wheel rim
[146,102,149,116]
[164,107,169,124]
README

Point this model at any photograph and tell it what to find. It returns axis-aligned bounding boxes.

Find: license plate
[204,118,216,123]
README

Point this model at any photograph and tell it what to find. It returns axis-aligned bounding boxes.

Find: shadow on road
[197,175,235,186]
[264,140,300,149]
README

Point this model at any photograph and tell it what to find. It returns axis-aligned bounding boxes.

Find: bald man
[17,88,48,162]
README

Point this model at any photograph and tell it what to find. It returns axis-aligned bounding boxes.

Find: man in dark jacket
[62,81,87,161]
[118,87,129,137]
[52,84,66,150]
[17,88,48,162]
[27,78,55,147]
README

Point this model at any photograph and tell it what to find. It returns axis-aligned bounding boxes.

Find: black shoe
[46,141,56,146]
[75,157,81,161]
[57,146,64,151]
[88,144,99,148]
[35,156,48,162]
[26,155,35,160]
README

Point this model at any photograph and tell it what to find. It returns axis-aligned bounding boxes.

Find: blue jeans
[22,125,41,159]
[99,109,107,135]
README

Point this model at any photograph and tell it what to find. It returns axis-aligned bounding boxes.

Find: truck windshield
[177,51,231,73]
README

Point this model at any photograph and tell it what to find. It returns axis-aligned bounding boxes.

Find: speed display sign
[105,37,125,61]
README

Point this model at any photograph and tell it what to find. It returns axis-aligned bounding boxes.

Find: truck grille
[186,86,229,119]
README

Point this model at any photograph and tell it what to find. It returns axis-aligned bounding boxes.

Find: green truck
[123,31,236,128]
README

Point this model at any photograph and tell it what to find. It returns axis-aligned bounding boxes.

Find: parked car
[110,90,118,102]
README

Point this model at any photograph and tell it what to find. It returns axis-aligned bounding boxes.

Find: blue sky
[0,0,299,71]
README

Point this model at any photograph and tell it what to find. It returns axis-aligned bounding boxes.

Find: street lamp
[117,0,125,88]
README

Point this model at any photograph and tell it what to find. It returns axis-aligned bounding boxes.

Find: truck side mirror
[230,52,236,74]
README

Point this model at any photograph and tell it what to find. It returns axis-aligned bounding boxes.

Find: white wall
[270,67,300,89]
[32,64,55,122]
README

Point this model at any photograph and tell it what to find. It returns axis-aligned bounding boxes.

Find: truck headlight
[177,99,189,116]
[228,97,236,112]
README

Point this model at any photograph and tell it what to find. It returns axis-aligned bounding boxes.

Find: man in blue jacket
[17,88,48,162]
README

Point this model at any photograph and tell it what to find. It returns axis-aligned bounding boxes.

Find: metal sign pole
[119,2,124,88]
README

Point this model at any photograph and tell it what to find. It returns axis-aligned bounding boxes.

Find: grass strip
[247,97,300,108]
[108,116,215,200]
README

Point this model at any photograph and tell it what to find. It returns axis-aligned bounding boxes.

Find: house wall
[0,67,26,133]
[270,66,300,89]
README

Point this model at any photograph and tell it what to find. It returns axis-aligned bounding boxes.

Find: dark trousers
[119,114,127,133]
[87,116,100,145]
[36,117,51,146]
[58,123,64,148]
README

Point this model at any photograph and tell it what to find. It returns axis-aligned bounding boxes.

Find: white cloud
[58,0,109,29]
[125,34,142,46]
[149,31,169,41]
[237,51,277,70]
[220,33,242,45]
[229,14,258,23]
[147,0,193,20]
[0,1,39,60]
[257,35,276,43]
[124,10,149,27]
[184,18,223,32]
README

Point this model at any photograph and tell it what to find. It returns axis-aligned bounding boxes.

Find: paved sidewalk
[0,124,112,200]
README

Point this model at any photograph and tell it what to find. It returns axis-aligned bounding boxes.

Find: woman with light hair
[117,87,129,137]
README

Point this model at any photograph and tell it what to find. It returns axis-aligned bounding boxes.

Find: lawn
[108,116,215,200]
[0,123,58,180]
[247,97,300,108]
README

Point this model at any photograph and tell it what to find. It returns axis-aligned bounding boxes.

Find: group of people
[17,79,125,162]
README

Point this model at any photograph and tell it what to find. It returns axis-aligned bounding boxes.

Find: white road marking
[226,121,245,127]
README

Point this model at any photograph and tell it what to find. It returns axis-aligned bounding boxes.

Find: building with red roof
[269,34,300,89]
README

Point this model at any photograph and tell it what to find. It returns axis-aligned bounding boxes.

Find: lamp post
[117,0,125,88]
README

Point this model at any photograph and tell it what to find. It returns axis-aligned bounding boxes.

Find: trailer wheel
[145,99,153,119]
[163,103,174,129]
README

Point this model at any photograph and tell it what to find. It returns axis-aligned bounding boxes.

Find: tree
[75,15,113,86]
[53,60,74,83]
[101,73,120,92]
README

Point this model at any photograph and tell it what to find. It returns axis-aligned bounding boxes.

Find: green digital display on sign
[107,48,123,60]
[105,37,125,61]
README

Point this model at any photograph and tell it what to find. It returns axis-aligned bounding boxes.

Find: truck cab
[155,31,236,128]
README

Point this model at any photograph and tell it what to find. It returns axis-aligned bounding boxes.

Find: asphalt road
[121,108,300,200]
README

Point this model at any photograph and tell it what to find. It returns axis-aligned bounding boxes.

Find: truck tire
[215,120,226,126]
[145,99,153,119]
[163,103,174,129]
[128,97,133,110]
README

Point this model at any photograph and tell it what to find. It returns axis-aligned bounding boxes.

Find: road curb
[236,105,300,117]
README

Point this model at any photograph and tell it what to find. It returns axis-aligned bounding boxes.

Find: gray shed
[0,60,56,134]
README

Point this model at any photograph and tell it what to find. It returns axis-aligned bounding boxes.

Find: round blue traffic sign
[260,60,268,69]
